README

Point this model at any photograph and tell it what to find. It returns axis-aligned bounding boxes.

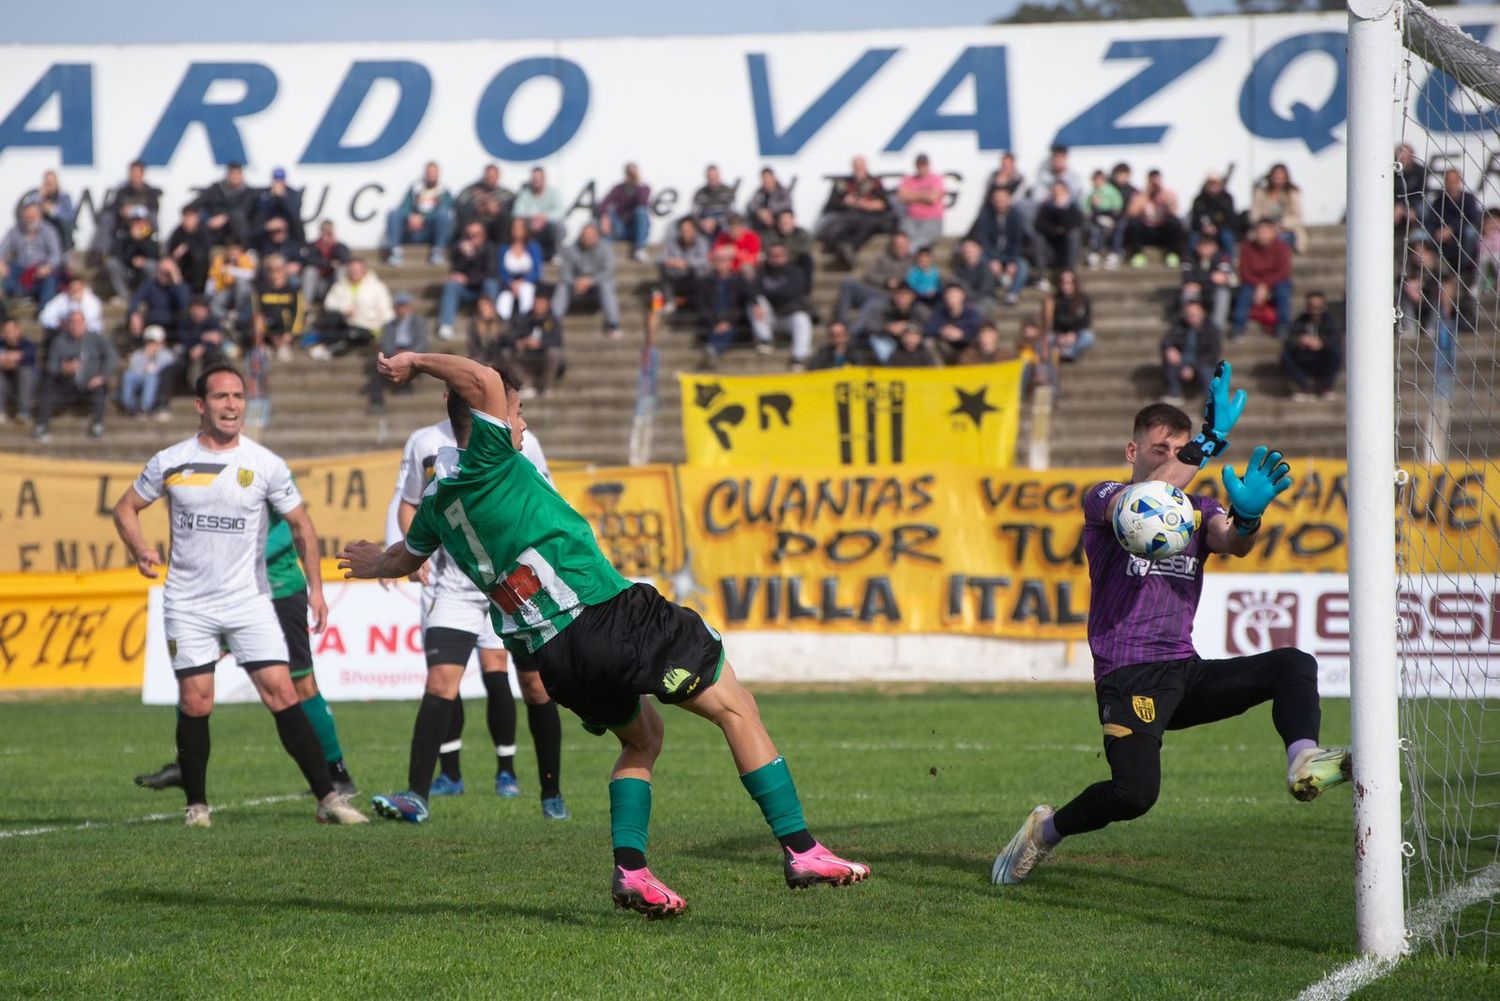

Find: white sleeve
[265,457,303,515]
[132,451,165,504]
[398,432,427,505]
[522,434,552,484]
[384,491,404,549]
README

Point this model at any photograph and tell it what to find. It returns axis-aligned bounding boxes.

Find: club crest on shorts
[236,468,254,488]
[1131,695,1156,723]
[662,667,695,695]
[167,639,177,658]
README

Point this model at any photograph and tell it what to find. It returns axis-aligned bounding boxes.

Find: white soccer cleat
[184,803,212,828]
[316,793,371,825]
[992,804,1054,886]
[1288,746,1353,802]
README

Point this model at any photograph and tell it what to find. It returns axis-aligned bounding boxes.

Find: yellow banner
[0,569,152,689]
[677,364,1025,468]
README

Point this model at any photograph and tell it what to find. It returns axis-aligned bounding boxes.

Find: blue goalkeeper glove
[1177,361,1247,468]
[1222,445,1293,535]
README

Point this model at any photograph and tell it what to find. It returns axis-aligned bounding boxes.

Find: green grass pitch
[1,689,1496,999]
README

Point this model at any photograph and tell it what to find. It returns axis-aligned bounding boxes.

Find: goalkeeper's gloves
[1222,445,1293,535]
[1176,360,1247,468]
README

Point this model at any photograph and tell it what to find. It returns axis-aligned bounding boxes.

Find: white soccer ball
[1112,480,1196,561]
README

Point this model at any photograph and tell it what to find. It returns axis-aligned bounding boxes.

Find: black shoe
[135,760,182,790]
[329,759,357,797]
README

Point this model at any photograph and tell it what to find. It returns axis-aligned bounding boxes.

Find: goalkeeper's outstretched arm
[376,351,507,416]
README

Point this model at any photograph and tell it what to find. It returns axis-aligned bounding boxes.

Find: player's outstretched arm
[282,504,328,632]
[1208,444,1293,557]
[112,486,162,579]
[376,352,507,416]
[337,539,427,581]
[1177,361,1247,469]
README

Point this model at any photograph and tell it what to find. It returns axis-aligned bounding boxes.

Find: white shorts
[164,596,289,676]
[422,589,504,651]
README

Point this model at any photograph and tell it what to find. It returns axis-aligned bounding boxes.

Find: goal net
[1394,0,1500,958]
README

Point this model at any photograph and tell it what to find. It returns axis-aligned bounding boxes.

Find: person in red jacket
[713,213,762,274]
[1230,219,1293,341]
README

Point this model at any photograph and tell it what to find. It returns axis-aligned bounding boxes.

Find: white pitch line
[1294,865,1500,1001]
[0,793,306,839]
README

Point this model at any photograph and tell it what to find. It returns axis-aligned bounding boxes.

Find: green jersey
[404,409,631,654]
[265,509,307,600]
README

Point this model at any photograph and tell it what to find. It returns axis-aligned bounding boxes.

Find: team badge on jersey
[662,667,694,694]
[237,468,255,488]
[1131,695,1156,723]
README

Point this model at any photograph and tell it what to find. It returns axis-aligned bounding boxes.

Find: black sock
[176,710,210,806]
[613,847,647,871]
[527,700,563,798]
[409,693,455,798]
[273,705,334,801]
[777,829,816,852]
[483,671,517,775]
[439,695,464,780]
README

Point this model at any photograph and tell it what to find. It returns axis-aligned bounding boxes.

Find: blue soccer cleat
[370,790,430,824]
[992,804,1055,886]
[541,795,571,820]
[429,773,465,797]
[495,771,521,799]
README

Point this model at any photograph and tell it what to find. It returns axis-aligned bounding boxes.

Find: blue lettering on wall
[1238,32,1347,154]
[1415,24,1500,134]
[886,46,1010,153]
[0,64,93,166]
[747,49,897,157]
[475,58,589,161]
[302,61,432,164]
[1053,38,1219,148]
[138,62,278,166]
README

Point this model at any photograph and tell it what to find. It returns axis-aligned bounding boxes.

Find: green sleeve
[405,495,442,556]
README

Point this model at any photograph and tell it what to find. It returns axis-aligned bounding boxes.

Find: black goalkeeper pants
[1052,649,1321,838]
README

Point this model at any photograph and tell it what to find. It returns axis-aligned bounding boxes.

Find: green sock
[300,692,344,764]
[740,756,808,839]
[609,777,652,856]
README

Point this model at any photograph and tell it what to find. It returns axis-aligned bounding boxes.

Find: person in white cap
[120,324,172,419]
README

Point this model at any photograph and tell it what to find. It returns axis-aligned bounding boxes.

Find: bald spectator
[692,164,737,237]
[0,202,63,306]
[816,155,894,269]
[195,162,256,245]
[386,161,455,266]
[897,153,946,249]
[598,162,653,262]
[554,222,622,339]
[511,166,565,260]
[747,167,793,233]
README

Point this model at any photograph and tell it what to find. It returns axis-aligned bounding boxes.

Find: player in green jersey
[338,353,869,917]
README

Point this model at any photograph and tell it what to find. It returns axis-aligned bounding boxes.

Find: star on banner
[950,386,998,428]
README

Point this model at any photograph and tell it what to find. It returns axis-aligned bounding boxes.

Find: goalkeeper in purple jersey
[993,364,1352,887]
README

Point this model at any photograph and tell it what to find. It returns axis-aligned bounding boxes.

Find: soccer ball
[1112,480,1196,560]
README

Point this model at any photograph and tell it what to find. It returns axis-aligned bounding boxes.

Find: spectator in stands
[1180,232,1235,333]
[1394,143,1428,237]
[696,244,753,369]
[254,218,304,288]
[1017,318,1056,393]
[1251,163,1307,254]
[166,204,213,294]
[692,164,736,237]
[94,160,160,258]
[747,168,792,233]
[207,237,256,332]
[808,320,873,370]
[1160,298,1222,405]
[0,318,37,424]
[714,213,761,274]
[906,246,942,306]
[456,164,513,238]
[386,161,455,266]
[0,202,63,306]
[598,162,653,262]
[1478,209,1500,290]
[969,187,1030,306]
[1430,168,1483,276]
[104,207,160,303]
[179,297,229,379]
[836,231,911,327]
[467,293,508,370]
[31,171,76,251]
[127,258,191,348]
[252,167,305,242]
[1030,145,1084,205]
[1083,170,1125,270]
[987,151,1025,197]
[509,284,564,399]
[511,167,564,261]
[314,257,394,359]
[1397,237,1440,341]
[1125,169,1186,268]
[949,237,997,314]
[1033,181,1085,276]
[369,292,430,411]
[38,275,104,339]
[1282,290,1345,401]
[767,209,814,286]
[815,156,893,269]
[657,217,711,310]
[886,323,940,368]
[862,284,930,363]
[1110,163,1138,213]
[897,153,945,250]
[33,309,117,442]
[554,222,622,339]
[245,327,272,429]
[195,162,256,245]
[253,254,304,361]
[120,325,171,418]
[496,217,544,320]
[924,284,983,362]
[750,242,814,370]
[958,322,1010,366]
[1189,171,1239,256]
[1231,219,1293,341]
[437,221,499,341]
[300,220,350,309]
[1043,269,1095,362]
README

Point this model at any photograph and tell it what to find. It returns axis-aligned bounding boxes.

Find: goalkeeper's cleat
[1288,746,1353,802]
[328,760,357,798]
[784,842,871,888]
[317,792,370,825]
[429,773,465,797]
[611,865,686,919]
[541,795,570,821]
[495,770,521,798]
[135,760,183,790]
[370,790,430,823]
[992,804,1055,886]
[184,803,212,828]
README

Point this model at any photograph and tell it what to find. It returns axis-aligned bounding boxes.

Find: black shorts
[512,584,726,735]
[425,626,478,669]
[272,591,314,676]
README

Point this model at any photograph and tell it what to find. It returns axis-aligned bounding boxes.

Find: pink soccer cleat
[611,865,686,919]
[783,842,871,888]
